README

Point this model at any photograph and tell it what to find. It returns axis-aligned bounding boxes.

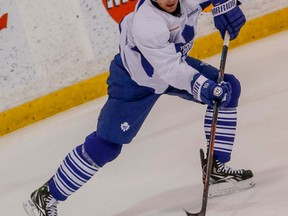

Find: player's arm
[132,16,197,91]
[133,20,231,107]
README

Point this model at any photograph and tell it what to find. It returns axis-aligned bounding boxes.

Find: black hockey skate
[200,148,255,197]
[23,181,58,216]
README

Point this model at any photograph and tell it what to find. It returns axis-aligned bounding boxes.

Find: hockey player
[23,0,254,215]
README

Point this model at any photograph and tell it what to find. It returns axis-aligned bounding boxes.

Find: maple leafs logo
[121,122,130,132]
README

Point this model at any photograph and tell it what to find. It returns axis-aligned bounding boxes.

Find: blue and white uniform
[47,0,241,201]
[120,0,210,94]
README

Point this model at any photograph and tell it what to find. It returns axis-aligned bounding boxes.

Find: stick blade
[184,209,205,216]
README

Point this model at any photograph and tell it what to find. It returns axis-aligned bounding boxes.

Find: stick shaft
[203,32,231,215]
[186,32,231,216]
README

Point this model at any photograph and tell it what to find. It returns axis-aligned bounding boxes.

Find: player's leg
[48,133,123,200]
[23,134,122,216]
[45,78,159,202]
[204,74,241,163]
[186,56,254,196]
[202,74,254,196]
[185,56,242,160]
[23,54,160,216]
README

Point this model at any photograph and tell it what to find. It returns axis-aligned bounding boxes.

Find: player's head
[155,0,179,13]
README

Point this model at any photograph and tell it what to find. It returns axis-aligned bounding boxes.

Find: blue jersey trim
[200,1,211,10]
[136,0,146,11]
[131,46,154,77]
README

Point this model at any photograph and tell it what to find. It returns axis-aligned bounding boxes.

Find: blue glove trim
[191,74,208,102]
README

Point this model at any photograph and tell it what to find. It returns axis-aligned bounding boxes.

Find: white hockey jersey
[119,0,211,94]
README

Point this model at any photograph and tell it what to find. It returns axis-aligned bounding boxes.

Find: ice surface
[0,31,288,216]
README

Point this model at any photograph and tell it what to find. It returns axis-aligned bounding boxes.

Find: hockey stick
[185,32,230,216]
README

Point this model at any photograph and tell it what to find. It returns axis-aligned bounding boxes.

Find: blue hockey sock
[204,107,237,163]
[48,145,99,201]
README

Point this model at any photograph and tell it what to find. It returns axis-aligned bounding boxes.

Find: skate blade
[23,200,38,216]
[209,177,255,198]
